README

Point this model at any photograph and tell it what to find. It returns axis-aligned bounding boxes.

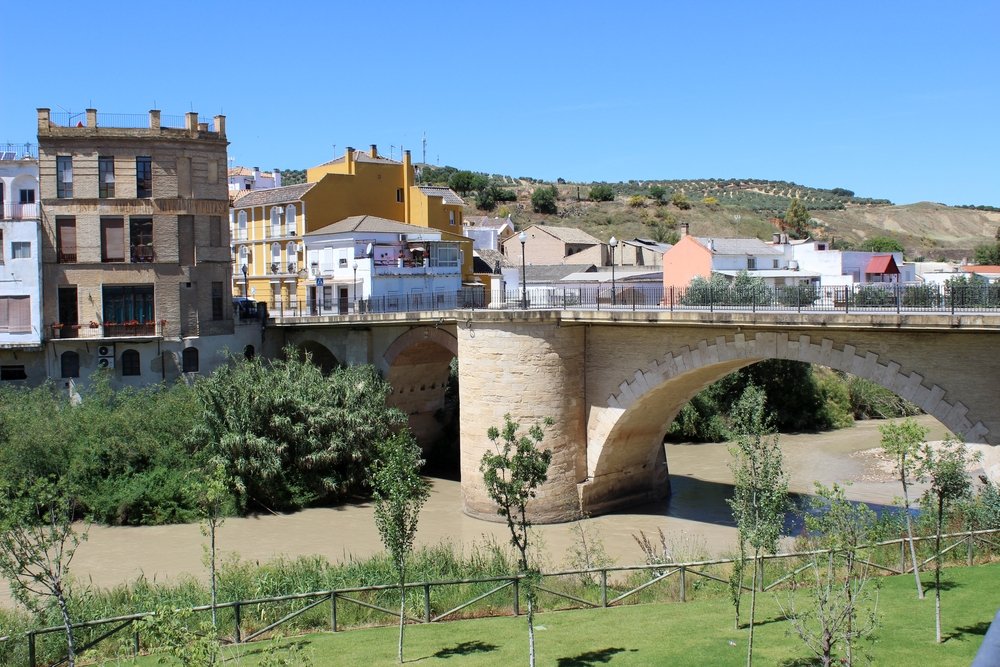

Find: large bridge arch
[579,330,992,515]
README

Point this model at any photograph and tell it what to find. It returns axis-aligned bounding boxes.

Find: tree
[649,185,667,204]
[831,188,855,198]
[786,483,882,666]
[920,438,977,643]
[448,170,487,196]
[480,414,553,667]
[859,236,904,253]
[589,183,614,202]
[531,186,558,214]
[190,350,407,513]
[973,241,1000,265]
[726,385,789,666]
[670,192,692,210]
[878,419,927,599]
[0,477,88,666]
[191,458,229,629]
[370,431,430,663]
[784,198,811,238]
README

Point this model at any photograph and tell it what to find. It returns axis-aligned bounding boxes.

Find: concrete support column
[459,317,587,523]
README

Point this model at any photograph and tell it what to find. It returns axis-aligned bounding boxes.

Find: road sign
[315,277,324,287]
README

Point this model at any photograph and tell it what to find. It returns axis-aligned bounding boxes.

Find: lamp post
[519,230,527,309]
[241,263,248,298]
[352,260,358,313]
[609,236,618,306]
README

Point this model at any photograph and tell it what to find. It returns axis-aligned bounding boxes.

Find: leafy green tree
[784,198,811,238]
[788,483,883,666]
[480,414,553,667]
[859,236,904,253]
[831,188,855,198]
[670,192,692,210]
[879,418,928,599]
[681,272,772,307]
[191,459,230,628]
[920,439,978,643]
[531,186,558,214]
[0,477,88,666]
[370,432,430,664]
[973,241,1000,265]
[649,185,667,204]
[726,386,789,666]
[190,350,407,513]
[448,170,487,196]
[589,183,614,202]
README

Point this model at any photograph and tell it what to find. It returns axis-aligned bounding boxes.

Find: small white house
[302,215,462,314]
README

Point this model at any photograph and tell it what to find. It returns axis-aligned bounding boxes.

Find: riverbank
[0,415,961,607]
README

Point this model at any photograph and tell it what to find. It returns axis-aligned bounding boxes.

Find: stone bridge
[268,309,1000,523]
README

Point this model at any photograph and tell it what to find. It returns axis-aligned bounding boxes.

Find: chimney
[86,108,97,128]
[403,150,413,224]
[680,222,689,237]
[149,109,161,130]
[273,168,282,187]
[772,232,781,244]
[369,144,378,158]
[253,167,261,183]
[37,108,51,134]
[185,112,198,132]
[213,114,226,137]
[345,146,355,174]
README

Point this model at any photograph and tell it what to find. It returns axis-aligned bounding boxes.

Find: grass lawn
[106,563,999,665]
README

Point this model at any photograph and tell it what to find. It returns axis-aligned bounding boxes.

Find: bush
[852,284,896,307]
[681,272,772,307]
[776,284,819,307]
[649,185,667,204]
[860,236,904,253]
[670,192,691,210]
[531,186,558,214]
[589,184,615,202]
[627,195,645,208]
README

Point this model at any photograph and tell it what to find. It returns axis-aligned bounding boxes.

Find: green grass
[100,563,999,666]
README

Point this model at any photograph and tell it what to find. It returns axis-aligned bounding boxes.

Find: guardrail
[6,528,997,666]
[0,143,37,160]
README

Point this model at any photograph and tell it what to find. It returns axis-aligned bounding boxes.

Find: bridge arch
[579,330,991,516]
[293,340,341,374]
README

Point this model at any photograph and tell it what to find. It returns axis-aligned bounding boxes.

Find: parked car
[233,297,257,319]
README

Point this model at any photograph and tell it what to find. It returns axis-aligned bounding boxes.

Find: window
[0,296,31,333]
[396,188,404,203]
[271,242,281,272]
[238,245,250,269]
[285,205,296,234]
[11,242,30,259]
[270,207,282,237]
[102,285,154,324]
[98,156,115,198]
[60,351,80,379]
[747,257,757,270]
[136,157,152,197]
[772,259,779,269]
[56,217,77,262]
[209,215,222,247]
[449,211,456,226]
[58,287,78,328]
[56,156,73,198]
[243,345,255,360]
[101,218,125,262]
[211,281,224,320]
[237,211,248,240]
[121,349,140,376]
[0,229,3,263]
[0,366,27,381]
[19,189,34,204]
[182,347,199,373]
[130,217,153,262]
[286,242,297,272]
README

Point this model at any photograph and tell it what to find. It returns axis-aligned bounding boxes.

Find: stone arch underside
[383,327,459,449]
[295,340,340,374]
[580,331,992,516]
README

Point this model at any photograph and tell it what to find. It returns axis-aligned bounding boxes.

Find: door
[57,287,78,338]
[338,287,348,314]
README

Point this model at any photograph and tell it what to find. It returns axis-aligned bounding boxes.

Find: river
[0,415,958,607]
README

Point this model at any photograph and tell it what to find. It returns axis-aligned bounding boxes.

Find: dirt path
[0,415,963,607]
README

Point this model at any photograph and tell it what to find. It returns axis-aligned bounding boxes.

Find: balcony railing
[49,321,163,339]
[0,203,39,220]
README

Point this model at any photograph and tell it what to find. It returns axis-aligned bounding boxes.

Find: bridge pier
[458,317,587,523]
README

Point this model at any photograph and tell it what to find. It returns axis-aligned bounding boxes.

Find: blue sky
[3,1,997,206]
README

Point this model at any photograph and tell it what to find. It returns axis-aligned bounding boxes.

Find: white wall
[0,159,42,347]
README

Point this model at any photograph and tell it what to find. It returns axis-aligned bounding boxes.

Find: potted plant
[51,322,64,330]
[89,321,100,329]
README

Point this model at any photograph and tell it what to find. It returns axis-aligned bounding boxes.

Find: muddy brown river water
[0,416,958,607]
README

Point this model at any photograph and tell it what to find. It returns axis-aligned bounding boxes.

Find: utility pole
[422,132,427,164]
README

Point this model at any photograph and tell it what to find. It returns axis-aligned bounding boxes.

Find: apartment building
[37,108,252,385]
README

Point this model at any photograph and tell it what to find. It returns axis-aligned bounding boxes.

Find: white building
[228,165,282,194]
[463,215,515,251]
[301,216,463,315]
[780,236,915,286]
[0,143,43,381]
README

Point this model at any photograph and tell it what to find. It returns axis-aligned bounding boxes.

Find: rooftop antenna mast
[422,132,427,164]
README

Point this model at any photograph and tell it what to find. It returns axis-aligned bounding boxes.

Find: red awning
[864,255,899,275]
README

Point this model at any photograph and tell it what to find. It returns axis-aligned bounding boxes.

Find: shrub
[531,186,558,214]
[860,236,904,253]
[649,185,667,204]
[670,192,692,210]
[589,184,615,202]
[627,195,645,208]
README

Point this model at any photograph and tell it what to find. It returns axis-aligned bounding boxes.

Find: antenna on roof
[422,132,427,164]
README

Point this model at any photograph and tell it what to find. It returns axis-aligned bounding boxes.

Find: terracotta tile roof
[231,182,315,209]
[416,186,465,206]
[532,224,601,245]
[466,215,514,231]
[313,150,401,167]
[694,237,783,255]
[864,255,900,274]
[475,248,516,270]
[305,215,434,237]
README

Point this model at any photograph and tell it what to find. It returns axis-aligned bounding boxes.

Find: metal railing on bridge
[266,282,1000,321]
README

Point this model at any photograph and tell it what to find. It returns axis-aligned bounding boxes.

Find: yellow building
[232,145,476,307]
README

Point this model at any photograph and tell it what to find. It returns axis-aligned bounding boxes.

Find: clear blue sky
[3,1,997,206]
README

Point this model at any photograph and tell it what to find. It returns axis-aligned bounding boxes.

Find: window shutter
[10,297,30,333]
[57,219,77,258]
[102,218,125,261]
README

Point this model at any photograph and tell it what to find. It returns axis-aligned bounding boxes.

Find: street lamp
[352,260,358,313]
[609,236,618,306]
[519,230,527,309]
[241,263,249,298]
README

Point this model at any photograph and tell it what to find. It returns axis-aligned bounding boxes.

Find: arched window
[271,242,281,272]
[243,344,255,360]
[60,351,80,378]
[237,211,247,240]
[286,242,297,272]
[285,204,297,235]
[121,349,140,376]
[182,347,199,373]
[238,245,249,266]
[270,206,282,237]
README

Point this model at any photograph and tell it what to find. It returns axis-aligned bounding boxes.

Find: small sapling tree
[192,458,230,629]
[727,385,789,667]
[920,438,978,643]
[0,477,88,666]
[370,431,430,664]
[879,418,927,599]
[480,414,553,667]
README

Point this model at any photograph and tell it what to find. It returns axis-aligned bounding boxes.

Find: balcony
[268,262,301,276]
[0,203,39,220]
[50,320,164,340]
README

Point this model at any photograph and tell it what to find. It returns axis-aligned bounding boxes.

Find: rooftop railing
[0,142,37,160]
